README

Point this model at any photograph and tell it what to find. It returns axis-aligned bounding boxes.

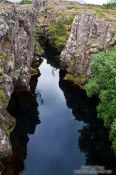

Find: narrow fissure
[3,43,116,175]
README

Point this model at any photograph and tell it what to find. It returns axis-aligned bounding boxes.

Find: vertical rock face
[33,0,47,7]
[0,5,37,163]
[60,13,115,86]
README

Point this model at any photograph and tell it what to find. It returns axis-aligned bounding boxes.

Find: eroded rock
[0,18,9,38]
[60,13,115,86]
[0,4,38,164]
[0,128,12,161]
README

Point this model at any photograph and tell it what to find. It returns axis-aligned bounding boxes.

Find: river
[3,55,116,175]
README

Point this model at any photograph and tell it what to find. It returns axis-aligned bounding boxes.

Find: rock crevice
[60,13,115,86]
[0,4,38,164]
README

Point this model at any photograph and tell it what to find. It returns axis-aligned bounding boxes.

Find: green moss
[45,6,53,11]
[0,52,7,61]
[35,23,41,41]
[86,40,95,47]
[34,23,44,56]
[65,73,75,81]
[34,41,44,56]
[48,15,74,51]
[65,73,87,86]
[0,68,4,75]
[0,89,7,105]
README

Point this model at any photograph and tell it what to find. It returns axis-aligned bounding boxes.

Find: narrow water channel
[25,59,86,175]
[3,55,116,175]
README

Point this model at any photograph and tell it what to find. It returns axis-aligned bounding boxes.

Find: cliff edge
[0,4,37,167]
[60,13,116,86]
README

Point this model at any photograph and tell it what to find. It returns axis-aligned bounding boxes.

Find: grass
[20,0,32,5]
[37,0,116,51]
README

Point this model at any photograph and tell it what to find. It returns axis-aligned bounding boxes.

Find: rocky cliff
[60,13,116,86]
[0,4,37,167]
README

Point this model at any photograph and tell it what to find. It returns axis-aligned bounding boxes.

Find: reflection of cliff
[3,76,41,175]
[59,79,116,175]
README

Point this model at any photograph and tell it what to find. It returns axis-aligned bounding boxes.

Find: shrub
[103,0,116,9]
[20,0,32,5]
[85,49,116,154]
[48,15,74,52]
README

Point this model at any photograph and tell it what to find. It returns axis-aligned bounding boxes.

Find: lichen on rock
[0,3,38,166]
[60,12,115,86]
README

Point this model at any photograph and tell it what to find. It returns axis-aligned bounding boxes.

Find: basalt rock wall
[0,4,38,164]
[60,13,116,86]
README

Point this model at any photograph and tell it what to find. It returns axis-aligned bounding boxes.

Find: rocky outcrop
[33,0,47,7]
[60,13,116,86]
[0,4,38,165]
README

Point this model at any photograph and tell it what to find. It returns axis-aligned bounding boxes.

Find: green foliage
[34,24,44,56]
[85,49,116,154]
[35,24,41,41]
[110,119,116,152]
[48,15,74,52]
[103,0,116,9]
[20,0,32,5]
[34,41,44,56]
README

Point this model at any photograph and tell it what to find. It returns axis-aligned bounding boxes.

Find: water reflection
[59,79,116,175]
[3,57,116,175]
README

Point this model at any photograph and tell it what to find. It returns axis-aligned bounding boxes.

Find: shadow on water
[3,74,41,175]
[40,37,60,68]
[59,78,116,175]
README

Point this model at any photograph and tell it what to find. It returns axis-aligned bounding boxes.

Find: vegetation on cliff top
[40,1,116,51]
[20,0,32,5]
[85,49,116,153]
[104,0,116,9]
[48,15,74,52]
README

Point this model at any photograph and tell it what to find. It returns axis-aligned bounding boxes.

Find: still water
[4,57,116,175]
[23,59,86,175]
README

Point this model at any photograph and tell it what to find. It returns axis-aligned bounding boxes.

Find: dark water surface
[3,57,116,175]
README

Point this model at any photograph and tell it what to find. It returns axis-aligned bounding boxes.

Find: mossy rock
[35,23,41,40]
[0,52,7,61]
[0,89,7,106]
[0,68,4,75]
[34,41,44,56]
[65,73,74,81]
[65,73,87,86]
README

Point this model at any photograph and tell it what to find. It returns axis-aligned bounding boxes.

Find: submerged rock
[60,13,115,86]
